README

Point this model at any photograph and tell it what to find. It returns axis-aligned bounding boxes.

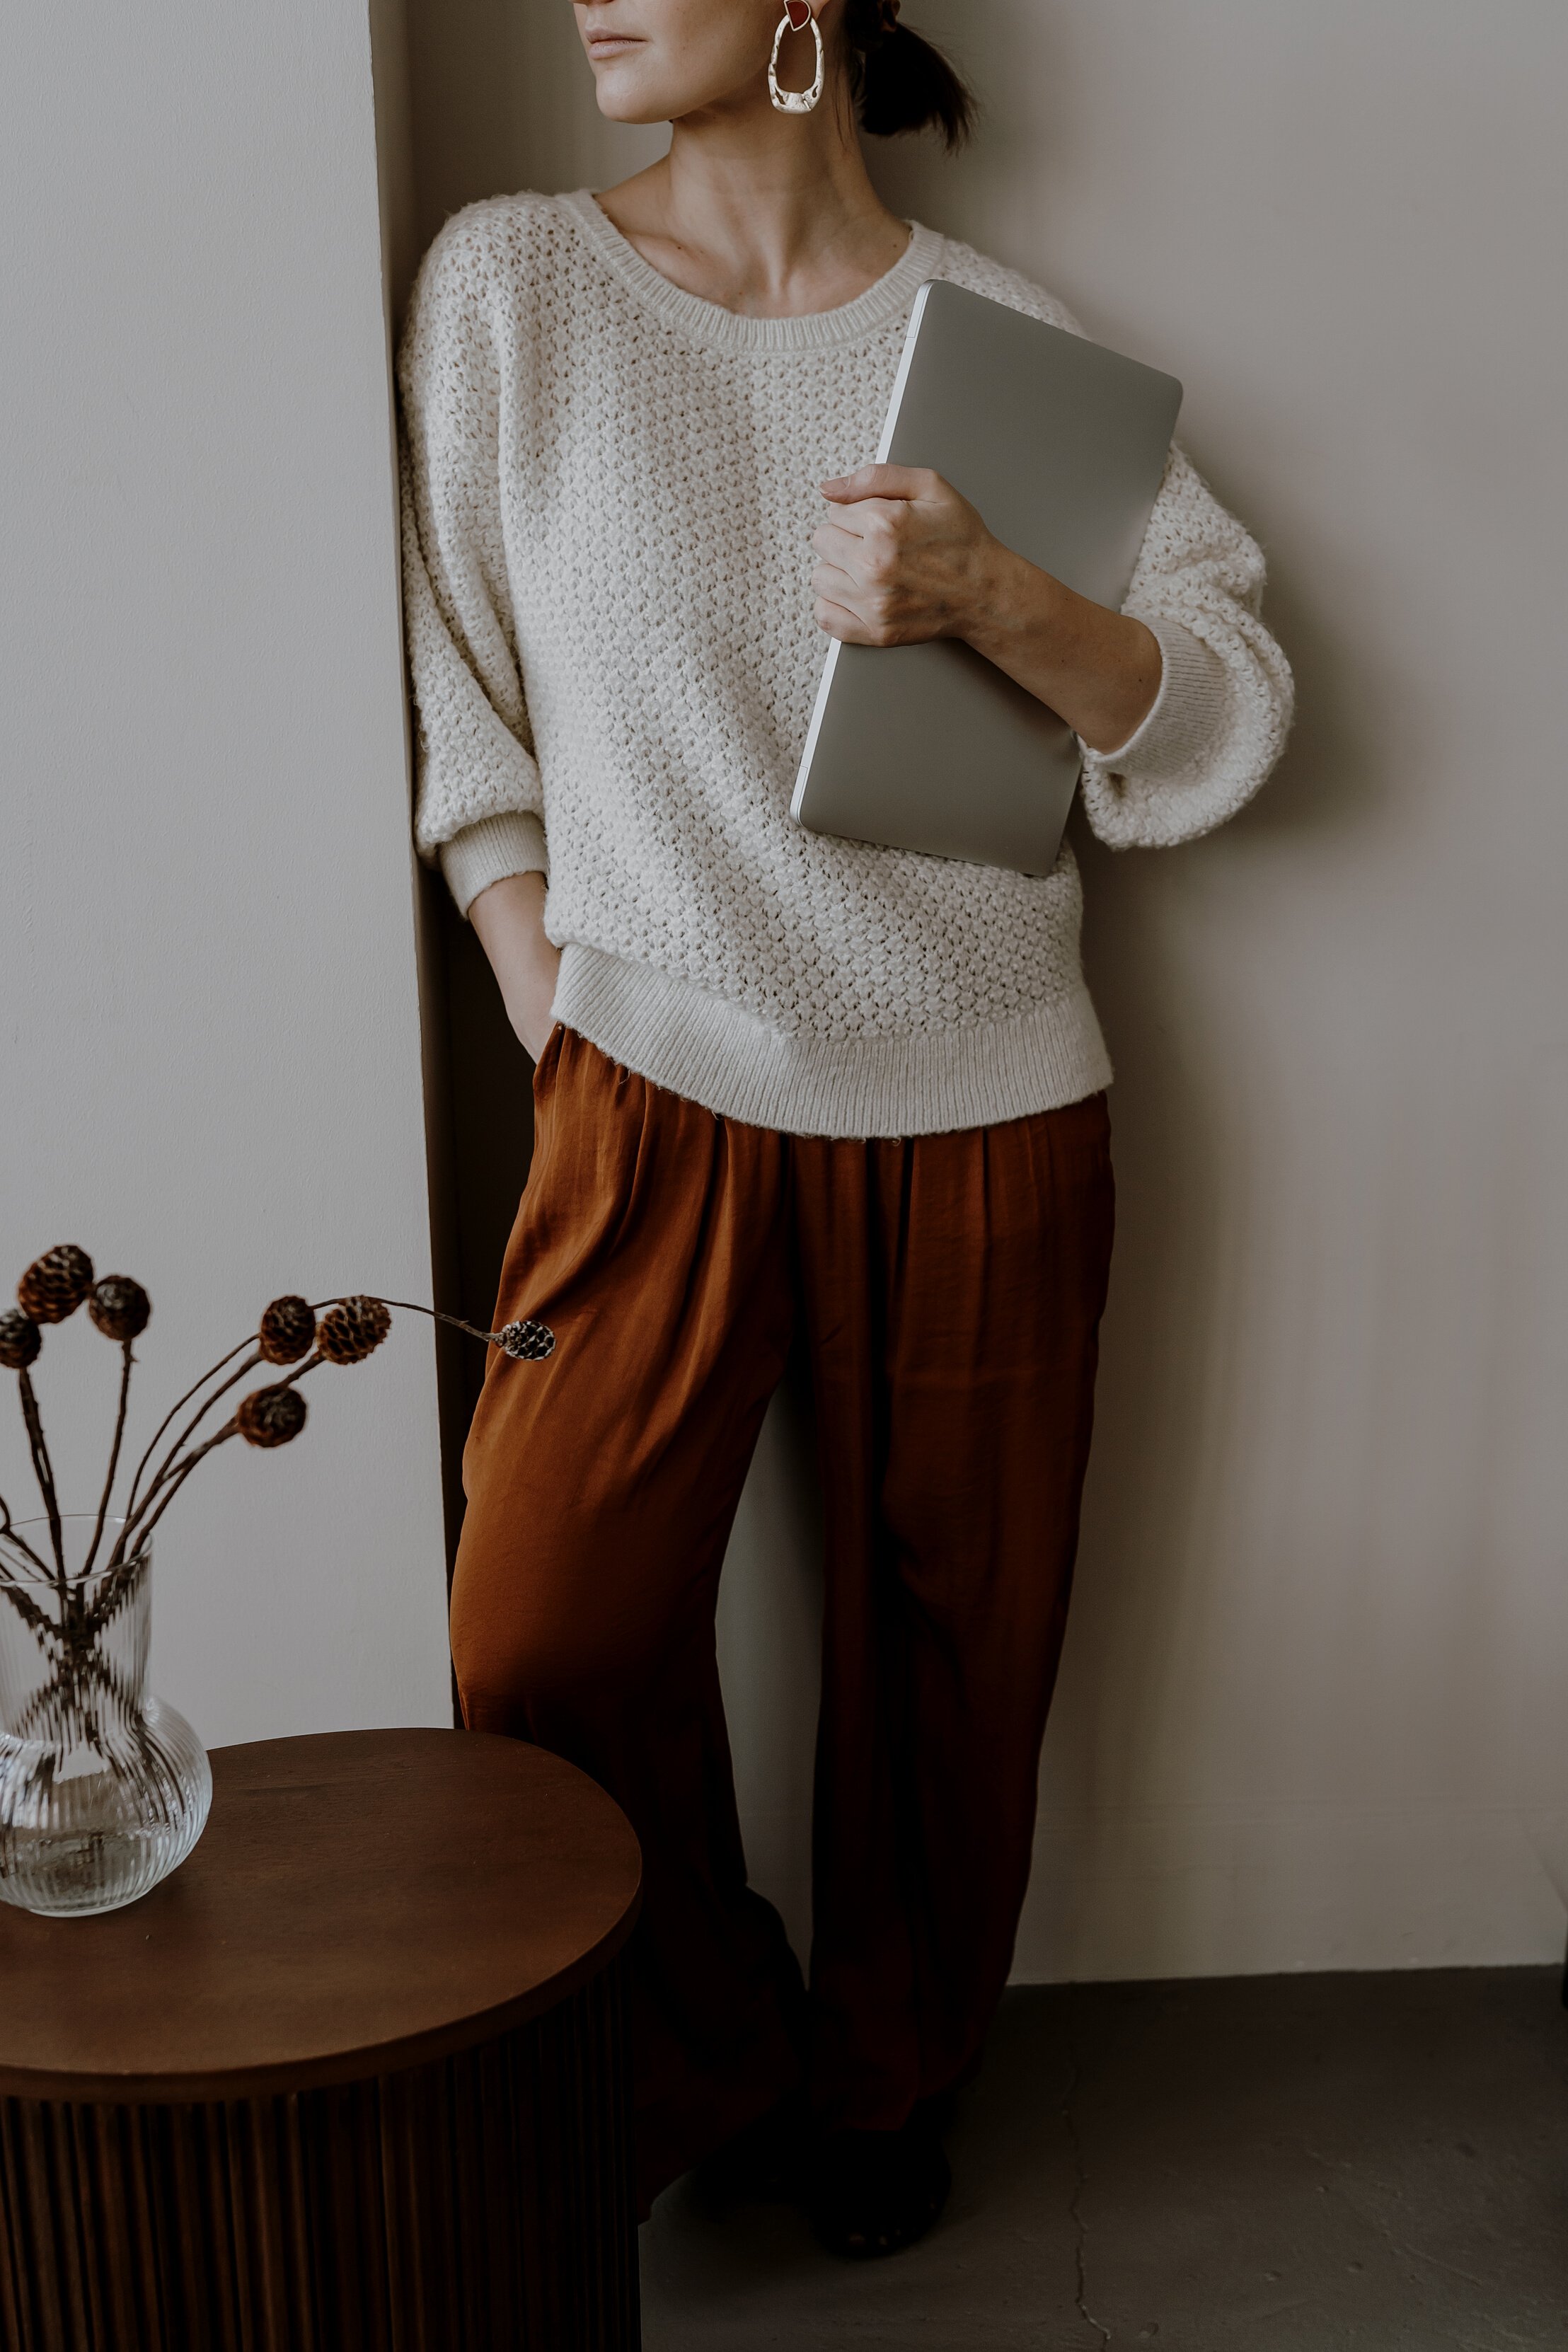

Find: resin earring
[769,1,825,114]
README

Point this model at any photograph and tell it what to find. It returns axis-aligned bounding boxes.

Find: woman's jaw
[573,0,834,129]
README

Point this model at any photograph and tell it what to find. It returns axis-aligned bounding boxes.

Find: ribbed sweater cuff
[1094,614,1230,780]
[439,812,549,918]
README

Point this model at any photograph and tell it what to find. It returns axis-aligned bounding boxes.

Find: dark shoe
[806,2102,952,2259]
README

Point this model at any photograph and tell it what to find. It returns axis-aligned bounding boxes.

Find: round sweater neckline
[555,187,944,353]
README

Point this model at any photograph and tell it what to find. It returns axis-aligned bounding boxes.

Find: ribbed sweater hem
[551,943,1114,1138]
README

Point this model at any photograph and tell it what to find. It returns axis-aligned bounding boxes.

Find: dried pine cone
[0,1310,42,1371]
[497,1319,555,1361]
[258,1295,317,1365]
[236,1385,309,1449]
[316,1296,391,1365]
[17,1245,94,1325]
[88,1276,151,1343]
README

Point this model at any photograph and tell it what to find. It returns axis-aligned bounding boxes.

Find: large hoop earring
[768,5,825,115]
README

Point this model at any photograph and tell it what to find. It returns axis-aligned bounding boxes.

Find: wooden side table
[0,1728,642,2352]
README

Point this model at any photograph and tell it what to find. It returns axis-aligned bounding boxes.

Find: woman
[399,0,1291,2257]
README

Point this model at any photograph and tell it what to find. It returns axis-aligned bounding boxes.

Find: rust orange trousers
[450,1027,1114,2210]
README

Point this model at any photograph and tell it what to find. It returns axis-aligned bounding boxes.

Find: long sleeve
[398,220,548,916]
[1078,444,1293,849]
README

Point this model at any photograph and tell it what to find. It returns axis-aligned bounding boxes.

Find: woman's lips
[587,35,642,55]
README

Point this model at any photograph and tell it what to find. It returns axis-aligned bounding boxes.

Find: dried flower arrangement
[0,1247,555,1913]
[0,1242,555,1604]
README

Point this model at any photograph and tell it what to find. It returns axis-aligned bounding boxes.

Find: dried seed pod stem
[0,1569,52,1635]
[15,1371,65,1586]
[110,1419,241,1584]
[0,1494,52,1581]
[134,1424,236,1544]
[140,1351,262,1506]
[113,1310,332,1568]
[120,1337,263,1530]
[81,1339,136,1583]
[358,1296,555,1361]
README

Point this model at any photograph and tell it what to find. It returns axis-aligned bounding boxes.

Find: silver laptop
[790,280,1182,875]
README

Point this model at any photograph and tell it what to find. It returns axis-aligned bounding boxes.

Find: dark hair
[842,3,976,150]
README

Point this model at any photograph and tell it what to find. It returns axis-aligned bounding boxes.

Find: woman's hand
[812,464,1001,648]
[468,870,562,1062]
[812,463,1163,756]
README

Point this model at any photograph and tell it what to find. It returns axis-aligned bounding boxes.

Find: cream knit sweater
[399,189,1291,1138]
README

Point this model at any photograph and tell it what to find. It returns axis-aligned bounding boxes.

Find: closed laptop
[790,280,1182,875]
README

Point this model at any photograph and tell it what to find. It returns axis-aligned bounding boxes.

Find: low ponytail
[843,1,976,150]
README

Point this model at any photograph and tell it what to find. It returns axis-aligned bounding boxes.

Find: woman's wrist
[962,543,1162,754]
[470,870,562,1059]
[957,540,1060,661]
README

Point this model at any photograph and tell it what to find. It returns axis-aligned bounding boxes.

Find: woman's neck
[594,92,910,318]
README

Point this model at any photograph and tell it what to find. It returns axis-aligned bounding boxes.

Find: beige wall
[384,1,1568,1978]
[881,0,1568,1981]
[1,1,451,1740]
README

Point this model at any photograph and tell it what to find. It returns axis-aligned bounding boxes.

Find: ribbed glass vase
[0,1517,211,1916]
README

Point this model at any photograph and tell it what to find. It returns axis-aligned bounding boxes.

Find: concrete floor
[640,1968,1568,2350]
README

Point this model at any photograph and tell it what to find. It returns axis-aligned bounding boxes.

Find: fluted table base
[0,1962,637,2352]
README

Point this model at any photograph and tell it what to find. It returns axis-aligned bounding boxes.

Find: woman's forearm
[962,546,1161,755]
[469,868,562,1059]
[812,466,1162,756]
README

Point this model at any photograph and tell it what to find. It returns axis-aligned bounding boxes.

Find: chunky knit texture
[399,188,1292,1137]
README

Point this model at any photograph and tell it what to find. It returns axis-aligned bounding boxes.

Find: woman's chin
[592,66,670,126]
[597,97,669,125]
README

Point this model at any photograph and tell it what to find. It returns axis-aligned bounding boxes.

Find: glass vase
[0,1516,212,1917]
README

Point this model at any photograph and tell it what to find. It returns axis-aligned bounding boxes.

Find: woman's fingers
[812,513,888,596]
[812,519,865,563]
[810,468,996,644]
[813,559,911,642]
[812,506,918,599]
[812,558,865,602]
[819,463,942,505]
[814,499,909,548]
[814,594,878,642]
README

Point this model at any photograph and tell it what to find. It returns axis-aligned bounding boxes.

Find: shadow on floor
[640,1968,1568,2350]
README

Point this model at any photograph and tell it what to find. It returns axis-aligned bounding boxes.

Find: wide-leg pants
[450,1027,1115,2212]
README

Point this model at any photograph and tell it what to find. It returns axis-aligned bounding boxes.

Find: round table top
[0,1728,642,2103]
